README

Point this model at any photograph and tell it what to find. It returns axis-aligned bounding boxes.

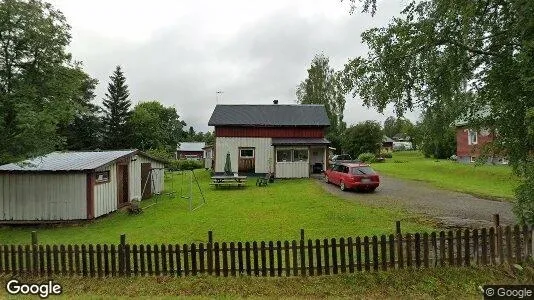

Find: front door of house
[238,147,255,173]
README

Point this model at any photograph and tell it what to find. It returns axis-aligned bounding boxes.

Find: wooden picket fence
[0,225,532,277]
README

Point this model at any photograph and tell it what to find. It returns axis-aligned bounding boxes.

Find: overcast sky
[50,0,418,132]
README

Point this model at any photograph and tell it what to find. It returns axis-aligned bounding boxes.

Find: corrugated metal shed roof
[208,104,330,127]
[177,142,205,152]
[271,138,330,146]
[0,150,138,172]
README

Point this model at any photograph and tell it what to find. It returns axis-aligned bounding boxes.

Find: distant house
[382,136,394,153]
[176,142,205,160]
[208,101,331,178]
[455,123,506,164]
[203,145,214,169]
[392,133,410,142]
[0,150,165,223]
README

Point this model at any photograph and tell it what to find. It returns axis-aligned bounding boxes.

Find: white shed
[0,150,165,223]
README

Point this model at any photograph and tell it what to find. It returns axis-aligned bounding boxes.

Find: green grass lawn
[2,265,533,298]
[372,151,520,201]
[0,170,432,245]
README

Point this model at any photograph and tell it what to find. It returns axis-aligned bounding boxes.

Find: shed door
[117,164,129,206]
[238,148,255,173]
[141,163,152,199]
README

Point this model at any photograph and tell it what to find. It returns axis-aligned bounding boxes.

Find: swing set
[141,168,206,211]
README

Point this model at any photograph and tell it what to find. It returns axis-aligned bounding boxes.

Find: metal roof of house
[271,138,330,146]
[177,142,205,152]
[208,104,330,127]
[0,150,156,173]
[383,136,394,143]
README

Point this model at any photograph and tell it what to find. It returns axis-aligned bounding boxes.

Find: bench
[256,173,272,187]
[210,176,247,188]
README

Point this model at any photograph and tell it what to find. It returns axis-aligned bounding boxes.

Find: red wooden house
[208,101,331,178]
[455,124,507,164]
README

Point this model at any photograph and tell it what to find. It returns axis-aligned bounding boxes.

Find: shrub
[381,153,393,159]
[168,159,204,171]
[358,152,376,163]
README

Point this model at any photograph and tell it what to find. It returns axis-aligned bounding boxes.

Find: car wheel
[324,175,329,183]
[340,181,346,191]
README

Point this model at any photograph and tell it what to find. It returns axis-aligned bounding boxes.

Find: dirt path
[316,175,516,228]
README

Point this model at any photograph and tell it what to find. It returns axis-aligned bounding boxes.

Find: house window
[468,130,478,145]
[470,156,476,163]
[240,148,254,158]
[292,149,309,162]
[276,150,292,162]
[95,171,110,183]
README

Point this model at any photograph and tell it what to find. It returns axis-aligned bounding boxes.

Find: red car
[324,162,380,192]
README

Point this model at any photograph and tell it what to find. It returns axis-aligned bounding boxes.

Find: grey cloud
[69,1,416,133]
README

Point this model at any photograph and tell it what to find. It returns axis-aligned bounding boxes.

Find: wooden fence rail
[1,225,532,277]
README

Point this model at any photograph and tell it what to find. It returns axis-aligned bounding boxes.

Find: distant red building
[176,142,205,160]
[455,125,506,164]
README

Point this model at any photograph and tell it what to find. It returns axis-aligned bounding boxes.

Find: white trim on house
[468,129,478,145]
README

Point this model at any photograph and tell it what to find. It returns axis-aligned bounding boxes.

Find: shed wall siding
[94,164,117,218]
[215,137,273,173]
[0,173,86,221]
[129,156,164,200]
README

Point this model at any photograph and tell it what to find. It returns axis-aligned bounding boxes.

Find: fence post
[119,234,126,275]
[493,214,500,228]
[208,231,213,244]
[31,231,38,245]
[396,221,401,235]
[300,229,305,241]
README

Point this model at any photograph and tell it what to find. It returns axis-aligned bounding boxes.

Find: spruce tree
[102,66,132,149]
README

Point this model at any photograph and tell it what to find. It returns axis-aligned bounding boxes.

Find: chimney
[273,99,278,104]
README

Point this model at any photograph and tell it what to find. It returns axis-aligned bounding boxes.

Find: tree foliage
[102,65,132,149]
[297,54,346,152]
[342,0,534,223]
[0,0,95,163]
[130,101,183,154]
[342,121,382,158]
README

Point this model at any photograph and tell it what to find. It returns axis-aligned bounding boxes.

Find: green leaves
[0,0,91,163]
[297,54,346,151]
[102,65,133,149]
[342,0,534,224]
[130,101,183,154]
[342,121,382,158]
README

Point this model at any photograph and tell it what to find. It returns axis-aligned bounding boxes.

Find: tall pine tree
[102,66,132,149]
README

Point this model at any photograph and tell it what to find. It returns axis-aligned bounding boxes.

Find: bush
[128,199,142,215]
[168,159,204,171]
[358,153,376,163]
[380,152,393,159]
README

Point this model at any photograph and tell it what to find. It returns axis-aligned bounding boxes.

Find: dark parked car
[324,162,380,192]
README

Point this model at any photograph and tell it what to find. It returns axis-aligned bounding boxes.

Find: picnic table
[210,175,248,188]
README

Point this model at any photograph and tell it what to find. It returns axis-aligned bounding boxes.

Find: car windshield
[351,167,376,175]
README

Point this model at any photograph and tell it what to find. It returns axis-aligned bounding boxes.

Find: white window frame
[239,148,254,158]
[292,149,309,162]
[468,129,478,145]
[470,156,476,163]
[276,149,293,163]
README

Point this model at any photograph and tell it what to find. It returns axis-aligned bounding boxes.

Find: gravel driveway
[316,175,516,228]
